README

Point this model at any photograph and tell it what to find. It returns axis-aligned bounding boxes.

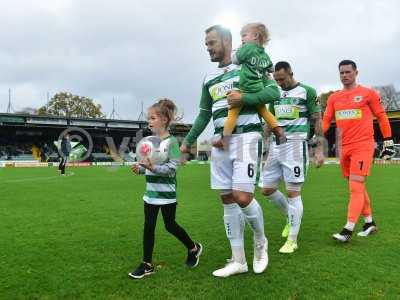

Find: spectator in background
[59,134,71,175]
[41,143,50,162]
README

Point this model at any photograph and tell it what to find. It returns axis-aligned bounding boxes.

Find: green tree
[38,92,105,118]
[318,91,335,112]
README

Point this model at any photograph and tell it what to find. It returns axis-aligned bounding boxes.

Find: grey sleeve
[152,159,179,176]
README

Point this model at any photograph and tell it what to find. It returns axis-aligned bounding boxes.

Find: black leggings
[59,157,67,174]
[143,202,195,263]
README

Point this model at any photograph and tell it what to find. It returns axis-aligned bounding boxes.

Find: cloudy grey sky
[1,0,399,139]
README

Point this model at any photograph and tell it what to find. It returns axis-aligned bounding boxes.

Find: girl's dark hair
[149,98,177,128]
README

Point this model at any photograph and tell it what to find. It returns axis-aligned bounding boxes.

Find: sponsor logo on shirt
[274,105,300,119]
[209,78,238,101]
[335,109,362,120]
[353,95,363,102]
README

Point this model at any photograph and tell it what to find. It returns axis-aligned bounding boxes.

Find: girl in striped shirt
[128,98,202,279]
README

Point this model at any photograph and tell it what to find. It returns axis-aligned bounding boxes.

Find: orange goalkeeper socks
[347,180,366,224]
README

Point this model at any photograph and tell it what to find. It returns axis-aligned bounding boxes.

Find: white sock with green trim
[223,203,246,264]
[288,196,303,241]
[268,190,288,216]
[240,199,266,242]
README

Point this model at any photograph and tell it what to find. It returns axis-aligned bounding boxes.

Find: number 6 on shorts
[248,163,255,178]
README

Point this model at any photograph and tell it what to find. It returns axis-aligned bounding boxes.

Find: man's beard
[210,42,226,63]
[209,51,222,62]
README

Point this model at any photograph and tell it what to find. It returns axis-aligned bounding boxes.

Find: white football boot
[253,239,268,274]
[332,228,353,242]
[212,261,248,277]
[357,222,377,237]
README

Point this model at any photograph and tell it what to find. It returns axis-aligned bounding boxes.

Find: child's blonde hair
[149,98,177,128]
[242,22,270,46]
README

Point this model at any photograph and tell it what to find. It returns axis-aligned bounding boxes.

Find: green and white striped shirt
[140,135,180,205]
[271,83,320,140]
[184,63,280,147]
[203,64,263,135]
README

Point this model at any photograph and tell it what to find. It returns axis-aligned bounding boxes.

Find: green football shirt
[232,42,273,93]
[270,83,321,140]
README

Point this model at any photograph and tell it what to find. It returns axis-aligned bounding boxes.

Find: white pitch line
[1,171,75,183]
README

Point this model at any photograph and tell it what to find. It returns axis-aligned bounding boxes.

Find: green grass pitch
[1,164,399,299]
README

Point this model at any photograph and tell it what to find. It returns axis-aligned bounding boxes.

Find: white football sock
[364,215,373,223]
[268,190,288,216]
[344,221,355,231]
[223,203,246,264]
[240,199,266,242]
[287,196,303,241]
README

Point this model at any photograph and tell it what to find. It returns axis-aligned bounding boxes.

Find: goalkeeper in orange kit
[323,60,395,242]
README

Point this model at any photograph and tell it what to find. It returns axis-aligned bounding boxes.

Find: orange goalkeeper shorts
[339,141,375,178]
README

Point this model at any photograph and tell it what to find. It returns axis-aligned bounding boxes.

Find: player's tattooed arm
[310,112,325,167]
[311,112,324,142]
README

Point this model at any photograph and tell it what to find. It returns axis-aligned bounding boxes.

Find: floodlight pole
[137,101,145,121]
[6,88,14,113]
[109,98,121,119]
[46,92,50,109]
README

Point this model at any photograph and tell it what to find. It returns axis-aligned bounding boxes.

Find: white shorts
[211,132,261,193]
[259,140,309,188]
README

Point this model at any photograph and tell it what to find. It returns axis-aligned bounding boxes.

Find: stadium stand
[0,113,192,163]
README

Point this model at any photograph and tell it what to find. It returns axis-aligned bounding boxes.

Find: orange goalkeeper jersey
[323,85,391,146]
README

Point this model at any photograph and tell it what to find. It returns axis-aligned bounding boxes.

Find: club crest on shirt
[282,91,289,98]
[353,95,363,102]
